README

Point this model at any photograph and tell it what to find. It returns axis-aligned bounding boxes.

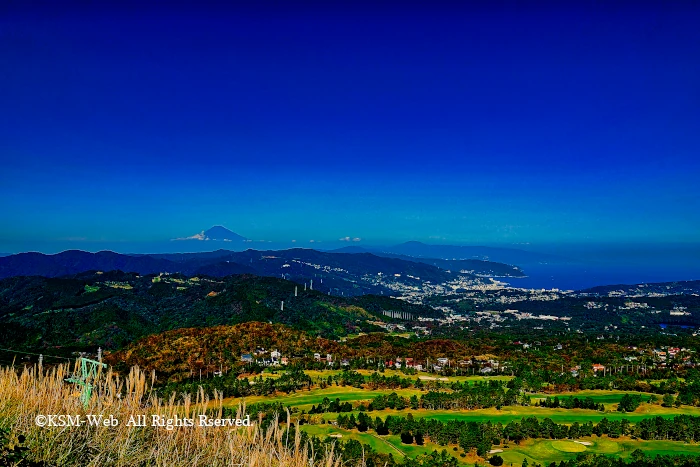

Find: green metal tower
[67,357,106,408]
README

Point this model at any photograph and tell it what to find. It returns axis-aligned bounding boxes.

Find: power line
[0,347,73,362]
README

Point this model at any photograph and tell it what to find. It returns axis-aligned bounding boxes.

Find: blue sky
[1,3,699,252]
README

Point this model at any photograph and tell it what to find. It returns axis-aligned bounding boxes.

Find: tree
[630,449,647,463]
[415,431,425,445]
[617,394,642,412]
[490,455,504,466]
[357,413,369,432]
[662,394,675,408]
[401,431,414,444]
[341,439,365,464]
[375,417,388,435]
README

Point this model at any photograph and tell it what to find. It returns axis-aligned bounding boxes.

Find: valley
[1,247,700,467]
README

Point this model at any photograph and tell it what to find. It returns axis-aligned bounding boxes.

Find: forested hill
[105,321,478,381]
[0,248,524,297]
[0,249,458,281]
[0,250,192,279]
[579,280,700,296]
[0,272,439,353]
[0,248,457,297]
[105,322,344,377]
[369,253,525,277]
[154,248,457,285]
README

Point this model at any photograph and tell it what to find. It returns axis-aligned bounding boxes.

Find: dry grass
[0,363,345,467]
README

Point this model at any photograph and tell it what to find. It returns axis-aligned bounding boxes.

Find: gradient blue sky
[1,2,699,252]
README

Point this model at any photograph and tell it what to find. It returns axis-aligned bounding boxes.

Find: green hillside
[0,271,438,353]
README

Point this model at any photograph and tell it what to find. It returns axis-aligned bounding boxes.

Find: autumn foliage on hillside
[104,322,489,383]
[105,322,347,380]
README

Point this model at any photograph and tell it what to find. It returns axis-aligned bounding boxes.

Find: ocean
[503,262,700,291]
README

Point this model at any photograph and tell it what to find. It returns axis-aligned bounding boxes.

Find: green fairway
[360,369,513,384]
[383,434,456,460]
[319,405,700,425]
[301,424,700,465]
[300,425,396,455]
[224,386,423,410]
[221,383,700,424]
[530,390,655,405]
[551,440,587,452]
[304,369,347,379]
[305,368,513,384]
[300,424,465,462]
[245,369,513,386]
[498,438,700,466]
[199,371,700,465]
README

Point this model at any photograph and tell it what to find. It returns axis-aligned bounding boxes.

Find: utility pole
[67,358,107,409]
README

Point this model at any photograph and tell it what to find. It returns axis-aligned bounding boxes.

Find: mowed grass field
[256,368,514,385]
[299,427,700,465]
[318,404,700,425]
[300,424,458,461]
[347,369,513,384]
[223,384,700,423]
[530,390,655,406]
[499,437,700,466]
[222,375,509,410]
[223,386,424,410]
[220,382,700,464]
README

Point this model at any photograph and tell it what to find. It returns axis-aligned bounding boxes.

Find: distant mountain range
[0,251,181,279]
[3,226,586,293]
[330,248,525,277]
[332,241,566,265]
[1,226,572,266]
[579,279,700,296]
[0,247,523,297]
[172,226,249,243]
